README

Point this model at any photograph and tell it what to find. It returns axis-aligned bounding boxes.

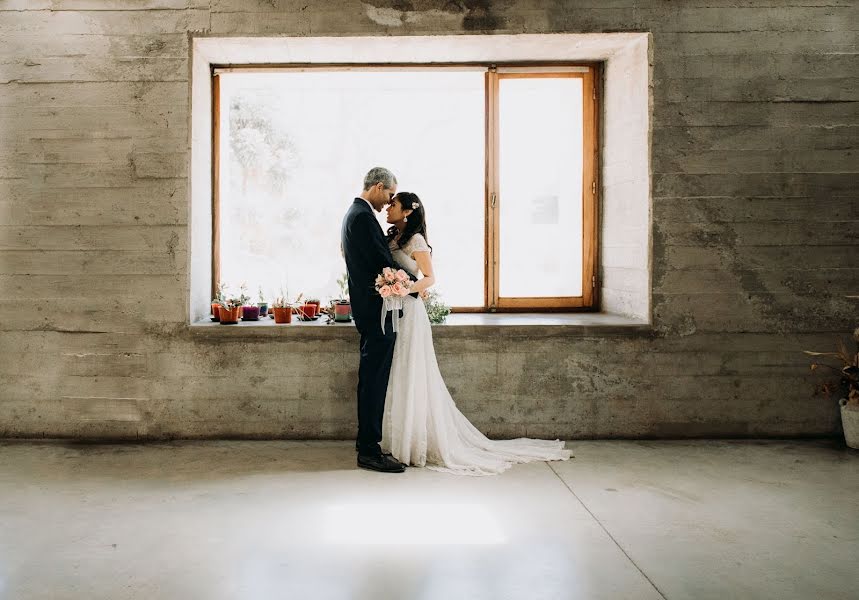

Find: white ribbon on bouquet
[381,295,405,334]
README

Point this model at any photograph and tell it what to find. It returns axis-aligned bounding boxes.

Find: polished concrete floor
[1,439,856,600]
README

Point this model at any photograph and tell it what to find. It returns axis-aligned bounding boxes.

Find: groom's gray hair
[363,167,397,191]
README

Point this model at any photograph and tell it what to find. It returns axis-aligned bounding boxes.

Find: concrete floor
[0,440,856,600]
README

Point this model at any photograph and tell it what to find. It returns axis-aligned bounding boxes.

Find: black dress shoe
[355,442,400,461]
[386,453,407,468]
[357,453,406,473]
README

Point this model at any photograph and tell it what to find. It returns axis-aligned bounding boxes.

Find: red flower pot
[298,303,317,320]
[211,303,220,320]
[273,307,292,324]
[218,306,241,324]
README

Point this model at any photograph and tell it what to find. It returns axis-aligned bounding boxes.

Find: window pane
[218,70,485,307]
[498,77,583,298]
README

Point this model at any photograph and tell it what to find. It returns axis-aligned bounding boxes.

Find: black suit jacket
[341,198,399,334]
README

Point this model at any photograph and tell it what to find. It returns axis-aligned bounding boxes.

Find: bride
[380,192,572,476]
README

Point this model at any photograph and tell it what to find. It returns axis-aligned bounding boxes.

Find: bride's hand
[419,290,429,299]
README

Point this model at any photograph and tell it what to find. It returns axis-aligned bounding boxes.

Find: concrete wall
[1,0,857,439]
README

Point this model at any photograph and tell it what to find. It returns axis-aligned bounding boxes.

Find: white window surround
[189,33,651,326]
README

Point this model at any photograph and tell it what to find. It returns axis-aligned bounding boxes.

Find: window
[488,68,597,309]
[213,65,598,311]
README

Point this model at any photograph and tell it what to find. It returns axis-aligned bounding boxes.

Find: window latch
[490,192,497,208]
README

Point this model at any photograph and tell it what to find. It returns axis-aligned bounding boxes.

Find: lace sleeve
[406,233,431,258]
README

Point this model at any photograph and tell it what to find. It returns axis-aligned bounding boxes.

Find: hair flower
[412,202,420,209]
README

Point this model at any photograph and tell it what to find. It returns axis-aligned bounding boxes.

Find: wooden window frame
[486,68,598,312]
[211,63,600,312]
[211,71,221,303]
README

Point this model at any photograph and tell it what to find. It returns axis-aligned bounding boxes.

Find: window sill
[189,313,651,339]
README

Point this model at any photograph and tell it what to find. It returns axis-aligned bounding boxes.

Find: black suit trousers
[356,314,396,456]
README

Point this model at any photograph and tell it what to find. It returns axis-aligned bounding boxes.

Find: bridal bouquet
[375,267,412,333]
[375,267,412,298]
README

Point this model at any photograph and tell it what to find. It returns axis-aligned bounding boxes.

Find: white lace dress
[381,233,572,476]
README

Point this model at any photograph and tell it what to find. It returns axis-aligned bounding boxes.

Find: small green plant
[212,281,227,304]
[424,289,451,325]
[220,297,242,310]
[257,286,266,304]
[273,288,302,308]
[238,282,251,307]
[336,272,350,302]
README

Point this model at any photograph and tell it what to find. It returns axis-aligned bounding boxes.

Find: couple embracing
[341,167,571,476]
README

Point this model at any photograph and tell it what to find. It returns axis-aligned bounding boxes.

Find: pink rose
[391,282,403,296]
[379,285,392,298]
[396,269,409,282]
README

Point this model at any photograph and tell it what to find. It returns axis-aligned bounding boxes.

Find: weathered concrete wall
[1,0,857,439]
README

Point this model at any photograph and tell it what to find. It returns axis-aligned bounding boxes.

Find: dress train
[382,295,572,476]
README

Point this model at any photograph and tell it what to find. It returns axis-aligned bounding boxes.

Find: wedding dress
[381,233,572,476]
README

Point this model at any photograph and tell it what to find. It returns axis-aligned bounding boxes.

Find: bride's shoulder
[407,233,431,254]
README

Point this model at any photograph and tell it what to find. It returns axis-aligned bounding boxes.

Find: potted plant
[272,295,292,323]
[256,286,269,319]
[273,289,300,324]
[305,297,321,319]
[333,273,352,323]
[292,292,315,320]
[297,302,316,320]
[211,281,226,321]
[235,283,258,321]
[424,289,451,325]
[218,297,242,324]
[804,324,859,449]
[333,300,351,323]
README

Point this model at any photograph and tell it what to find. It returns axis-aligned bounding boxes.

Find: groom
[341,167,408,473]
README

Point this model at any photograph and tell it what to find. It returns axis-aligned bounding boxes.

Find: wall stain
[462,0,504,30]
[165,231,179,260]
[143,39,167,55]
[696,206,807,334]
[362,0,507,30]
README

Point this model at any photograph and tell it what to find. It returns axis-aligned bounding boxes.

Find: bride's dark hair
[387,192,432,253]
